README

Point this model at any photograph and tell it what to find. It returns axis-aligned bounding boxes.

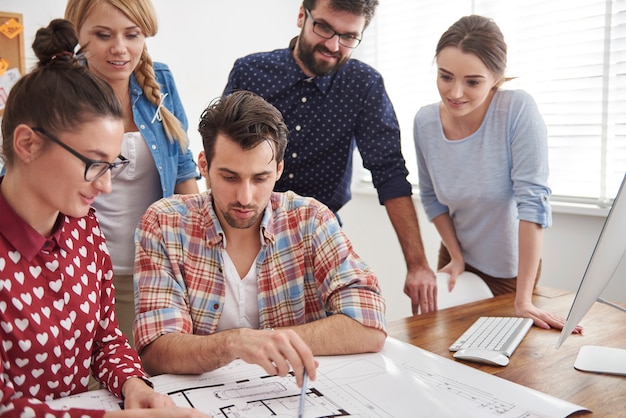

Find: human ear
[276,160,284,180]
[198,151,208,176]
[12,124,44,164]
[296,5,306,29]
[198,151,211,189]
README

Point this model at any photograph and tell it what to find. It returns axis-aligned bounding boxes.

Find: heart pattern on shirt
[1,212,146,414]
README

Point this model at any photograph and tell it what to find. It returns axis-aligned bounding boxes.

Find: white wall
[4,0,623,322]
[0,0,301,160]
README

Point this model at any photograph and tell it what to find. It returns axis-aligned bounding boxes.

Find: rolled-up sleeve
[133,203,195,354]
[510,90,552,228]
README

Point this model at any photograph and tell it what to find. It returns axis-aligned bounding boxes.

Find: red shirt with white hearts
[0,184,148,417]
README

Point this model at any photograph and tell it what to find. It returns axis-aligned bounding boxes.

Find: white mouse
[453,348,510,366]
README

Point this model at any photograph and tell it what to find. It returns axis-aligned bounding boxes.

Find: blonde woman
[65,0,200,347]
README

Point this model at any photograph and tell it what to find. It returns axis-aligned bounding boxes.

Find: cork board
[0,11,26,116]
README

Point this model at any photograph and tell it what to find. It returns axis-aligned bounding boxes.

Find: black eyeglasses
[32,127,130,182]
[305,8,362,49]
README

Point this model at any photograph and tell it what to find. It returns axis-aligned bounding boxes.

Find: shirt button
[291,153,298,159]
[295,125,302,131]
[301,97,307,103]
[152,145,157,150]
[140,125,146,129]
[213,303,219,310]
[288,173,294,179]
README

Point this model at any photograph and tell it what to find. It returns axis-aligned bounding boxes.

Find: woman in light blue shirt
[414,15,579,332]
[65,0,200,347]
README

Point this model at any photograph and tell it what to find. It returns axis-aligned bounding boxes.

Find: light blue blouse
[413,89,552,278]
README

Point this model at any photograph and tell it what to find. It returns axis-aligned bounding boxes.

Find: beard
[221,204,262,229]
[296,35,350,76]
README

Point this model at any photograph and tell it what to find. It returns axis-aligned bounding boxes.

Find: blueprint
[46,337,587,417]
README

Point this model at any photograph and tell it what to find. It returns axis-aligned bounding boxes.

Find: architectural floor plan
[47,338,586,417]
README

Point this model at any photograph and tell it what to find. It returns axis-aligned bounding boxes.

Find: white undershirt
[216,248,261,331]
[93,132,161,274]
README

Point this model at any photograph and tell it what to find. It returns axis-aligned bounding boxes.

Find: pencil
[298,369,308,418]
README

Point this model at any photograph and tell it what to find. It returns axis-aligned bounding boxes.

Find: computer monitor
[556,172,626,375]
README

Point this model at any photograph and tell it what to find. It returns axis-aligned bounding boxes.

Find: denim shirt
[130,62,199,197]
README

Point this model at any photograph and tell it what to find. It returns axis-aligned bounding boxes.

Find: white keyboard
[449,316,533,356]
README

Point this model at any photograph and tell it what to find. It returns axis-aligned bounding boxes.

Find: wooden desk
[387,287,626,417]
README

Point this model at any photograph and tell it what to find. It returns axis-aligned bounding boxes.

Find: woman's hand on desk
[108,377,212,417]
[515,303,583,333]
[121,377,173,409]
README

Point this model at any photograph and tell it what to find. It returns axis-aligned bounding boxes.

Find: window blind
[354,0,626,204]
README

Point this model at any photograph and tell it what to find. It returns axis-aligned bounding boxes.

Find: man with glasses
[224,0,437,315]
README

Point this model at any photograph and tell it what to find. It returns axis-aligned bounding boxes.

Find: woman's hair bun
[32,18,79,67]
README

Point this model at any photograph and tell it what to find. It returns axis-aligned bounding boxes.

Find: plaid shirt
[133,191,386,353]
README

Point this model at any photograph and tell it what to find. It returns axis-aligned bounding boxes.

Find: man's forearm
[384,196,430,271]
[141,316,386,376]
[140,331,235,376]
[286,314,386,355]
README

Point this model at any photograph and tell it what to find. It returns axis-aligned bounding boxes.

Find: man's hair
[198,90,289,168]
[302,0,379,28]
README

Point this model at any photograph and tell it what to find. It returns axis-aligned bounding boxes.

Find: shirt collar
[0,176,69,261]
[203,191,226,246]
[287,36,334,95]
[260,195,277,244]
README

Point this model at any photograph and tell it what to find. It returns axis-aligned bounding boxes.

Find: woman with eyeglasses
[64,0,200,349]
[0,18,209,418]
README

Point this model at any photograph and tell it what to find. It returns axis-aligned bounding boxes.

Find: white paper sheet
[47,337,587,417]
